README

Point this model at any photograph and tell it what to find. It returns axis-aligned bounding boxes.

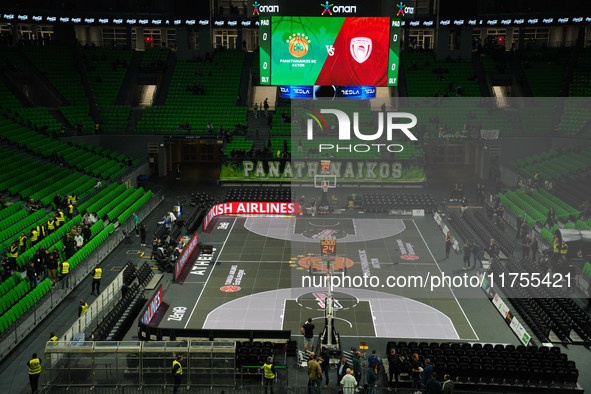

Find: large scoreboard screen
[261,17,400,87]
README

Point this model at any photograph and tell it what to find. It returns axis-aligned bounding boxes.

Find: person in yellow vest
[263,356,276,394]
[47,217,56,234]
[19,232,27,254]
[91,265,102,295]
[49,332,58,341]
[78,299,89,317]
[37,223,46,241]
[9,241,18,273]
[27,352,42,393]
[56,209,65,228]
[71,194,77,205]
[68,201,74,219]
[553,237,560,258]
[30,228,39,247]
[560,240,568,256]
[172,355,183,394]
[60,260,70,289]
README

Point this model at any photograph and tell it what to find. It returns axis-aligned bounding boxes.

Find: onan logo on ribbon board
[252,1,279,14]
[321,1,357,15]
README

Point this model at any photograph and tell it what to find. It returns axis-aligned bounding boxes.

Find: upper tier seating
[83,46,134,133]
[402,52,480,97]
[21,46,95,133]
[137,50,246,134]
[521,48,569,97]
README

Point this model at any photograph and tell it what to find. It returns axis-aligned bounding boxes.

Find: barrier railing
[45,341,235,387]
[59,270,124,342]
[40,384,549,394]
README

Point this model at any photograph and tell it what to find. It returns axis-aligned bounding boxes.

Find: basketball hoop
[322,181,329,194]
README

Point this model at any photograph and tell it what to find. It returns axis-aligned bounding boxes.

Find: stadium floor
[155,216,478,341]
[1,163,591,392]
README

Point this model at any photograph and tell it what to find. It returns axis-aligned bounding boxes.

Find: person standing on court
[387,348,401,387]
[366,360,378,394]
[531,236,539,261]
[445,231,453,258]
[425,372,442,394]
[307,352,323,394]
[263,356,276,394]
[522,235,531,259]
[352,351,361,389]
[78,299,89,317]
[460,196,468,217]
[442,374,455,394]
[367,349,381,370]
[27,353,42,393]
[336,357,348,386]
[410,353,422,389]
[301,317,315,352]
[140,224,147,247]
[319,346,330,387]
[516,215,523,239]
[340,368,357,394]
[172,355,183,394]
[422,358,434,388]
[91,264,102,295]
[151,238,159,260]
[463,242,471,270]
[133,213,140,236]
[472,242,483,268]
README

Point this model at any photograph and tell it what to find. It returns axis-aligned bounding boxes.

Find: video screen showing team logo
[270,17,390,86]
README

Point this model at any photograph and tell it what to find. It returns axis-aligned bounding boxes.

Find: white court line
[311,316,353,328]
[217,260,290,263]
[412,219,479,341]
[184,217,237,329]
[280,299,286,330]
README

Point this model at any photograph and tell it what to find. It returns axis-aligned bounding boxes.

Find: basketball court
[153,214,479,341]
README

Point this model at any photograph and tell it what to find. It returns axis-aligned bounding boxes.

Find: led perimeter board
[261,17,400,87]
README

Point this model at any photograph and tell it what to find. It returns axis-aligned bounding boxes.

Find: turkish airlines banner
[174,231,199,280]
[204,202,302,230]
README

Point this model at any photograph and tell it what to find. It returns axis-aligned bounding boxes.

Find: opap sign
[141,285,163,325]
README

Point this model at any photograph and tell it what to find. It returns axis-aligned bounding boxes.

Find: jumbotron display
[260,16,400,86]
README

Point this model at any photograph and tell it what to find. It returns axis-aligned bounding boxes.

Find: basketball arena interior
[0,0,591,393]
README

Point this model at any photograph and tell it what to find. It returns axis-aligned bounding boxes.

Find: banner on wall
[204,202,302,230]
[430,130,471,141]
[481,130,499,140]
[220,159,426,183]
[141,285,163,325]
[174,232,199,280]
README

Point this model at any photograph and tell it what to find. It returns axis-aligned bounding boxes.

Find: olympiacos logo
[350,37,372,64]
